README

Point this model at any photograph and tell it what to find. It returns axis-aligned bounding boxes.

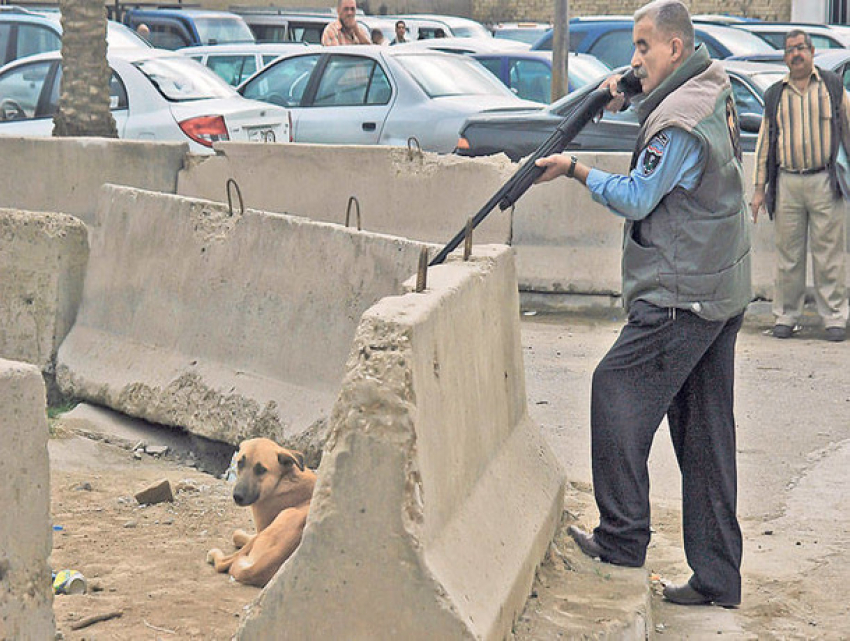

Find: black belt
[781,166,826,175]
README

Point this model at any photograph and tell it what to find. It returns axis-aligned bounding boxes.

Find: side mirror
[739,112,762,133]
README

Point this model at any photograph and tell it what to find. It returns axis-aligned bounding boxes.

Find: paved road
[519,306,850,638]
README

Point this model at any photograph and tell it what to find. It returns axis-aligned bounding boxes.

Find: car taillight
[178,115,229,148]
[288,111,293,143]
[456,137,470,150]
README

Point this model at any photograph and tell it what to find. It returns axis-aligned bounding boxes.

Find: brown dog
[206,438,316,587]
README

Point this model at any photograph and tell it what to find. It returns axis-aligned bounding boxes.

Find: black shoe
[662,582,739,608]
[825,327,846,342]
[567,525,604,561]
[773,324,794,339]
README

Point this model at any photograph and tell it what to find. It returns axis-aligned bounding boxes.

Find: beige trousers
[773,171,848,329]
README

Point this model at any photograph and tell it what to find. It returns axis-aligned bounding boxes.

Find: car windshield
[569,55,611,89]
[700,26,773,56]
[451,23,491,38]
[107,22,152,49]
[494,28,548,45]
[396,53,513,98]
[135,56,237,100]
[194,16,255,45]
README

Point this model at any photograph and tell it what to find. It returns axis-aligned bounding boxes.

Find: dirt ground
[49,430,255,640]
[46,309,850,640]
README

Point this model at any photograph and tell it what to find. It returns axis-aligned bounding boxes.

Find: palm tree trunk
[53,0,118,138]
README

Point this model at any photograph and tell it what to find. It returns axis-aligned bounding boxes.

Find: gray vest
[622,46,752,321]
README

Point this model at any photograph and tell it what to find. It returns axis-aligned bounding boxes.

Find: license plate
[246,126,277,143]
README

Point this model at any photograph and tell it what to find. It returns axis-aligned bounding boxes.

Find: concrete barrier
[238,245,565,640]
[177,142,513,246]
[0,137,844,324]
[0,137,186,227]
[177,143,844,305]
[0,359,54,641]
[56,185,431,458]
[511,152,631,306]
[0,209,88,403]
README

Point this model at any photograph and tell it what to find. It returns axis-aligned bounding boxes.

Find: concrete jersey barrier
[177,142,514,246]
[238,245,565,640]
[56,185,431,458]
[0,359,54,640]
[0,209,88,402]
[0,137,186,228]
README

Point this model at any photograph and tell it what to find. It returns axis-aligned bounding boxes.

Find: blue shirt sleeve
[585,128,704,220]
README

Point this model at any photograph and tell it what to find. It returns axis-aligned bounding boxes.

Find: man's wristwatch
[566,155,578,178]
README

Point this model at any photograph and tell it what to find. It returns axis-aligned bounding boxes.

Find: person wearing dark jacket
[750,29,850,342]
[535,0,751,607]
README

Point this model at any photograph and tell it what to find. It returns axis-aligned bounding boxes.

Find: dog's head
[231,438,306,507]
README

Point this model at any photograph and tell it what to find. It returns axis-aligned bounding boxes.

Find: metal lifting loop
[463,217,473,261]
[407,137,422,160]
[415,247,428,292]
[226,178,244,217]
[345,196,362,230]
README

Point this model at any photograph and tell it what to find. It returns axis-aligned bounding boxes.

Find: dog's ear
[279,450,305,473]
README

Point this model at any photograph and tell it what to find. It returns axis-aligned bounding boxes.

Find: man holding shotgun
[535,0,751,607]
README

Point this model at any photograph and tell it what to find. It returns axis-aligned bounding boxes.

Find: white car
[178,42,309,86]
[0,48,290,153]
[238,44,538,153]
[0,7,150,66]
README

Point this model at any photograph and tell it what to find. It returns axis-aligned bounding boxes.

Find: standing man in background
[535,0,751,608]
[750,29,849,342]
[321,0,371,46]
[390,20,408,45]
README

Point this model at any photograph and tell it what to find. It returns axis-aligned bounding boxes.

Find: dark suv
[121,8,254,50]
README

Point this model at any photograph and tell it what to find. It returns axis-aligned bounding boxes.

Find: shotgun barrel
[429,69,643,267]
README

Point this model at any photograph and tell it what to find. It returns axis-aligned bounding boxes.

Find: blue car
[120,9,255,50]
[531,18,773,69]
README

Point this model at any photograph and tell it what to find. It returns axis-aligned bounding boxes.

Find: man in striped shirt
[751,29,850,342]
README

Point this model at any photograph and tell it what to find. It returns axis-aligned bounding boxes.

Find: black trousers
[589,300,743,604]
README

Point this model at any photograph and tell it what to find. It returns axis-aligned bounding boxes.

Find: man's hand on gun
[534,74,626,184]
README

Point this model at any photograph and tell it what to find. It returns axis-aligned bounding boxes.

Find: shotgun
[430,68,644,266]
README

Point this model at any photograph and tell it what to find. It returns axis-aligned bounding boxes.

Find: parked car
[178,42,308,85]
[120,8,255,50]
[228,8,405,45]
[491,21,552,44]
[237,44,538,152]
[455,61,779,161]
[531,18,774,68]
[397,37,610,102]
[728,49,850,91]
[731,22,850,50]
[0,6,149,66]
[691,14,762,25]
[395,36,530,54]
[0,48,290,153]
[231,8,336,44]
[392,13,492,39]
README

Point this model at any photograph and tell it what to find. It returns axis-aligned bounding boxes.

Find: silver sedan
[238,44,539,153]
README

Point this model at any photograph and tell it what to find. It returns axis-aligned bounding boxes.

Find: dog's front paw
[232,529,252,549]
[206,548,222,565]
